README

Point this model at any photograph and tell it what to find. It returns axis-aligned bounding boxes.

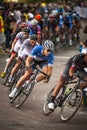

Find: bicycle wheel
[43,86,63,115]
[3,72,10,86]
[59,89,82,122]
[4,59,16,86]
[15,80,35,108]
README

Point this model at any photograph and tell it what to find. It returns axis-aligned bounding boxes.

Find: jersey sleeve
[29,45,42,57]
[47,53,54,66]
[70,54,83,70]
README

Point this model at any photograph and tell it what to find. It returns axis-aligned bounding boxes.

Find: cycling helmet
[52,10,58,16]
[28,13,34,19]
[43,40,54,52]
[31,19,38,26]
[49,14,54,18]
[23,27,30,34]
[30,34,37,40]
[81,48,87,54]
[0,6,4,10]
[35,14,42,20]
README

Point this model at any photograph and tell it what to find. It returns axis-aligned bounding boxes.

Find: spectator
[5,12,16,51]
[0,5,6,52]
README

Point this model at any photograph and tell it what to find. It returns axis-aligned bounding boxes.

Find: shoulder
[73,53,84,62]
[16,31,23,36]
[32,45,43,52]
[48,52,54,60]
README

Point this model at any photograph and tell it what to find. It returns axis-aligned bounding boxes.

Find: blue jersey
[58,15,64,28]
[29,25,41,35]
[30,45,54,66]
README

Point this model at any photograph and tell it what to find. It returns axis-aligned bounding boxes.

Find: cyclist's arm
[47,65,53,76]
[43,66,53,83]
[69,65,75,77]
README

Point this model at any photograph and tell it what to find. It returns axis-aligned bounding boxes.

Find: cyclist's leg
[48,64,70,110]
[9,68,33,98]
[1,52,17,78]
[8,58,22,82]
[35,65,48,82]
[48,76,66,110]
[78,77,87,89]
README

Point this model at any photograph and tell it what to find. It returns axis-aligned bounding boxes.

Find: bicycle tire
[43,87,55,115]
[3,72,10,86]
[43,86,63,116]
[9,68,25,91]
[59,89,82,122]
[3,59,16,86]
[15,81,35,108]
[9,86,24,104]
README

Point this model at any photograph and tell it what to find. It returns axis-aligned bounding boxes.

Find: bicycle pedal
[58,102,63,107]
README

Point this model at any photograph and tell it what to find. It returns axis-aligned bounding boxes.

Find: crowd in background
[0,1,86,53]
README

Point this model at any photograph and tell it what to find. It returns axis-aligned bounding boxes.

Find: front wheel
[43,87,55,115]
[15,80,35,108]
[59,89,82,122]
[43,86,63,115]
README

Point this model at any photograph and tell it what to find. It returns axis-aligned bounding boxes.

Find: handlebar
[27,61,49,77]
[74,71,87,82]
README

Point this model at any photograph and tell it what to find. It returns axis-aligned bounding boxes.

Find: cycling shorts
[14,40,22,53]
[18,48,30,61]
[60,63,71,79]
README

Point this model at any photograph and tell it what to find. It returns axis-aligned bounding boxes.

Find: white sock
[13,87,18,93]
[4,67,7,73]
[34,79,37,83]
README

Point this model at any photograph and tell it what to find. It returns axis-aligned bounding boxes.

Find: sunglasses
[47,49,52,52]
[24,32,28,35]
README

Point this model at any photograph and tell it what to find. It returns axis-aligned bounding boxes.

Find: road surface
[0,19,87,130]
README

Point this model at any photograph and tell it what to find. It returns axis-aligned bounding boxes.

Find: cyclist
[29,18,41,35]
[8,35,38,84]
[79,40,87,52]
[9,40,54,99]
[45,14,59,35]
[63,11,74,45]
[1,27,30,78]
[35,14,43,31]
[10,14,28,44]
[48,49,87,110]
[45,14,59,46]
[29,18,41,44]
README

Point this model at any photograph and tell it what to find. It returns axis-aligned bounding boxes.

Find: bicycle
[3,58,16,86]
[9,62,48,108]
[9,61,25,91]
[43,71,87,122]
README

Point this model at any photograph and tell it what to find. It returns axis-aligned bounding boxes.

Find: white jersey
[13,32,28,53]
[18,38,38,60]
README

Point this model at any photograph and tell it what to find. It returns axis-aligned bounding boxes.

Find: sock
[9,75,13,82]
[34,79,37,83]
[13,87,18,93]
[4,67,7,73]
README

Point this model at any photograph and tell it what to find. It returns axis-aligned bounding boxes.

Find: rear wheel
[59,89,82,122]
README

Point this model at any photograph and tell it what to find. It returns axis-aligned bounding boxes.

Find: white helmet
[28,13,34,19]
[81,49,87,54]
[43,40,54,52]
[31,19,38,26]
[52,10,58,16]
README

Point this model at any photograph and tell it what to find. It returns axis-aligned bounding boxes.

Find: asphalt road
[0,19,87,130]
